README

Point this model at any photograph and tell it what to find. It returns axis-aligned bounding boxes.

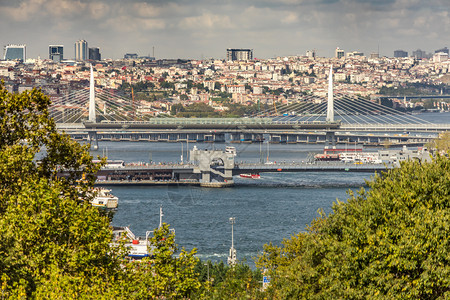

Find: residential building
[226,49,253,61]
[4,44,26,61]
[74,40,88,61]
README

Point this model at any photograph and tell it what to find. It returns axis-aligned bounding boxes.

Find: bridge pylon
[88,64,96,123]
[326,65,334,123]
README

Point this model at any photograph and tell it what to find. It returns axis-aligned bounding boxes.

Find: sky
[0,0,449,60]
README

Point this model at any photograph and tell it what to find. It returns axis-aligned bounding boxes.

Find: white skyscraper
[74,40,88,61]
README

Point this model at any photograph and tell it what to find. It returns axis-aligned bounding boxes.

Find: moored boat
[90,188,119,210]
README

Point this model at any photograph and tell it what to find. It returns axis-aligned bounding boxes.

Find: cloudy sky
[1,0,449,60]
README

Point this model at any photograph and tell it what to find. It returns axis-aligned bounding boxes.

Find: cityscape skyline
[0,0,449,60]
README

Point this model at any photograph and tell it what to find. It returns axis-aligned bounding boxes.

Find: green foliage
[173,103,219,118]
[427,132,450,152]
[258,156,450,299]
[194,261,264,299]
[0,84,120,297]
[128,223,201,299]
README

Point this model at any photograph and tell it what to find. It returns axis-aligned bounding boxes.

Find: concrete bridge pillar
[190,147,235,187]
[87,130,99,150]
[229,133,240,143]
[326,131,336,147]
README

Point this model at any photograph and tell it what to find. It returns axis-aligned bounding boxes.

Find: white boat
[112,206,174,260]
[112,226,153,259]
[339,152,382,164]
[90,188,119,210]
[225,146,237,156]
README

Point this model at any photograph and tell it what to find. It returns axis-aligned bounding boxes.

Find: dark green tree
[258,155,450,299]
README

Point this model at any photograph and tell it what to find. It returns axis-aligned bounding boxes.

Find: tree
[427,131,450,153]
[131,224,201,299]
[258,155,450,299]
[0,84,120,297]
[0,84,209,299]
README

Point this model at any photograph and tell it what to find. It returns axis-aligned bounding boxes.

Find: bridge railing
[97,118,340,126]
[341,123,450,131]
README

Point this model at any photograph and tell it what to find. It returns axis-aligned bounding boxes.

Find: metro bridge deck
[91,161,391,186]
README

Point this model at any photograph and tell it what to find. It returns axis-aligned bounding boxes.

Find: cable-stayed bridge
[52,66,448,146]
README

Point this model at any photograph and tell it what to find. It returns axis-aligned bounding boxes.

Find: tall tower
[74,40,88,60]
[326,65,334,122]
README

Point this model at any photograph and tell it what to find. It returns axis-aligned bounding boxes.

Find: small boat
[90,188,119,210]
[240,173,261,179]
[225,146,237,156]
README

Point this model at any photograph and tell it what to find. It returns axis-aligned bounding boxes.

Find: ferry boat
[314,148,363,162]
[90,188,119,210]
[93,159,126,169]
[240,173,261,179]
[314,147,382,164]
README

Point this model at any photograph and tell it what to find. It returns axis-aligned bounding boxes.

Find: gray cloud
[0,0,448,59]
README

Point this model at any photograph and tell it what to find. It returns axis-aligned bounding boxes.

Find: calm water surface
[92,142,371,264]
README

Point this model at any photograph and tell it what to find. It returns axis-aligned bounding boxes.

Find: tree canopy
[257,154,450,299]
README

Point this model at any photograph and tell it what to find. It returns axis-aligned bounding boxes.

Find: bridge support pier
[325,131,336,147]
[190,147,235,187]
[87,130,99,150]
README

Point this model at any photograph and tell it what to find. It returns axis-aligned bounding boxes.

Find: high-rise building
[74,40,88,61]
[335,47,344,59]
[412,49,426,59]
[124,53,138,59]
[306,50,316,58]
[4,44,26,61]
[49,45,64,62]
[394,50,408,58]
[226,49,253,61]
[89,47,101,61]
